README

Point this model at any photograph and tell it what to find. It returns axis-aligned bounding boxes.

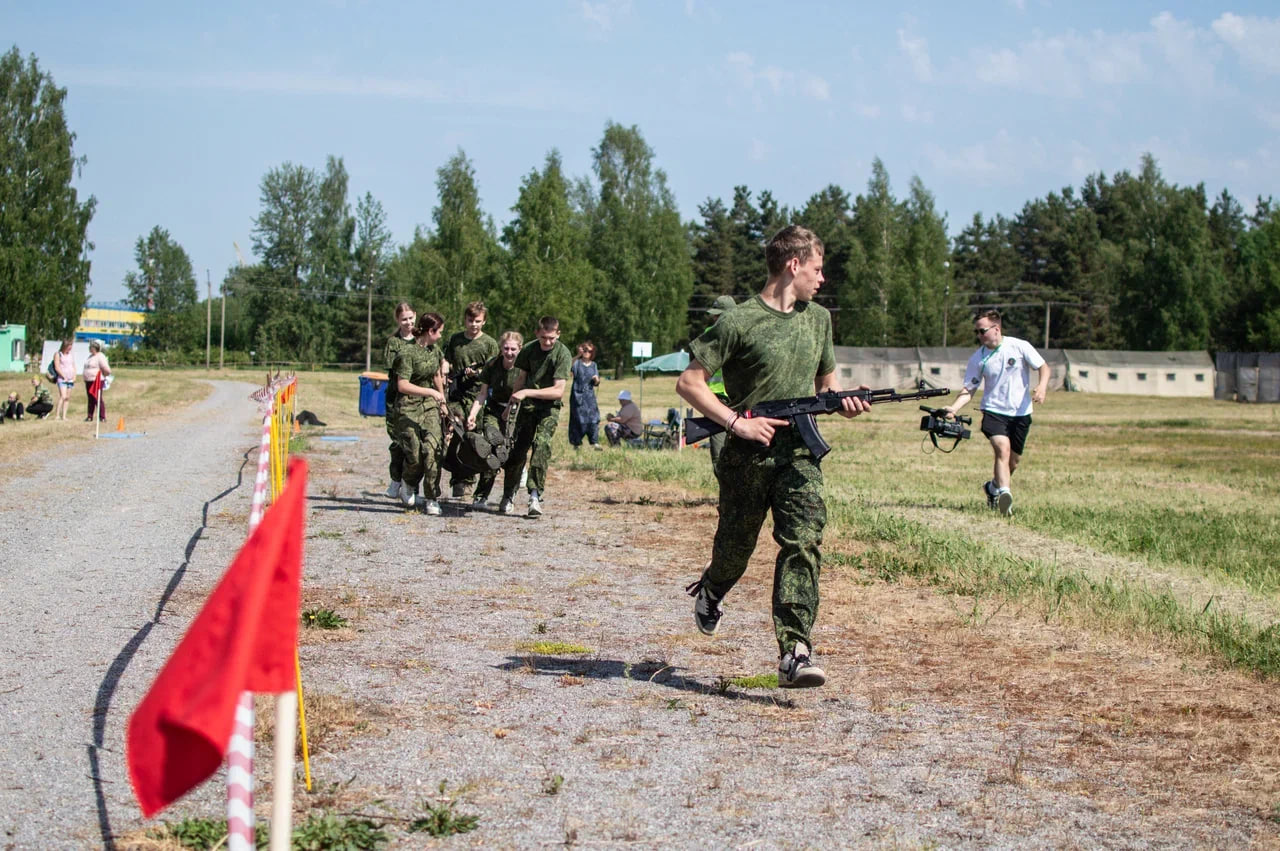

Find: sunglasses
[975,326,996,336]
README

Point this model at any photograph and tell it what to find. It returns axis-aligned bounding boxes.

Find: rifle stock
[684,385,950,460]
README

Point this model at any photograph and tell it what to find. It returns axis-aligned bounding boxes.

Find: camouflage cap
[707,295,737,316]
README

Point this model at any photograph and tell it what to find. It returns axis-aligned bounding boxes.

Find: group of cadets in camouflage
[382,303,571,519]
[375,226,904,691]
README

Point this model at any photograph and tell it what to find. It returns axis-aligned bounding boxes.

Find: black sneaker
[778,651,826,689]
[997,490,1014,517]
[983,480,998,510]
[685,578,722,636]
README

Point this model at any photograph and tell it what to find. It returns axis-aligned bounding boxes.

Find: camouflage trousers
[503,406,558,498]
[704,433,826,656]
[385,412,403,483]
[396,411,444,500]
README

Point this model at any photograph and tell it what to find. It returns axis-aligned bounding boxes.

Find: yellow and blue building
[76,302,146,348]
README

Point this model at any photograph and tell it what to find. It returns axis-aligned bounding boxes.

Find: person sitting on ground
[604,390,643,446]
[27,379,53,420]
[2,392,24,422]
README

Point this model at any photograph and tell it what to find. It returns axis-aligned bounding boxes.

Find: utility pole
[219,279,226,370]
[205,269,212,370]
[365,270,373,372]
[1044,301,1051,350]
[942,284,950,348]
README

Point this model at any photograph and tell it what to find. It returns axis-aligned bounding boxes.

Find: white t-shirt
[962,335,1045,417]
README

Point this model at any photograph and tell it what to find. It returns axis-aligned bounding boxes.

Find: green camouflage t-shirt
[689,294,835,411]
[514,340,571,409]
[444,331,499,405]
[478,357,520,412]
[390,343,444,425]
[383,333,415,408]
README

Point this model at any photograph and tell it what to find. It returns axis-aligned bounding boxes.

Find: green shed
[0,324,27,373]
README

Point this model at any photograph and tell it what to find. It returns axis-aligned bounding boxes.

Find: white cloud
[923,130,1047,183]
[748,138,769,162]
[855,103,881,119]
[724,52,830,102]
[897,27,933,83]
[1212,13,1280,74]
[965,13,1235,99]
[900,103,933,124]
[56,67,574,111]
[580,0,631,34]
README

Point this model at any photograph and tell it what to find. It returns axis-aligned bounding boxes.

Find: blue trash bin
[358,375,387,417]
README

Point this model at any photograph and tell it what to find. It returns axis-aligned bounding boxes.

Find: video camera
[919,406,971,452]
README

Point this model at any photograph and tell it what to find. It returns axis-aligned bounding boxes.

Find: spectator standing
[52,339,76,421]
[82,340,111,422]
[568,341,602,450]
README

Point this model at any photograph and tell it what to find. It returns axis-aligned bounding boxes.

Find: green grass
[725,673,780,690]
[517,641,593,655]
[301,607,350,629]
[565,379,1280,677]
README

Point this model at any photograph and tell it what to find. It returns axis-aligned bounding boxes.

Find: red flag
[127,458,307,817]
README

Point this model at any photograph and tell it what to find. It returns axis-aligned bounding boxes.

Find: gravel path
[3,383,1276,849]
[0,381,263,849]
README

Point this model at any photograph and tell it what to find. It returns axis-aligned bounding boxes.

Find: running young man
[676,225,871,689]
[943,310,1050,517]
[502,316,571,518]
[443,301,499,499]
[383,302,416,500]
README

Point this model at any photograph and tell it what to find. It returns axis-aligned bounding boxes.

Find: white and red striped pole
[227,403,275,851]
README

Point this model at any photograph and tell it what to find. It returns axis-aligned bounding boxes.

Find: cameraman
[943,310,1049,516]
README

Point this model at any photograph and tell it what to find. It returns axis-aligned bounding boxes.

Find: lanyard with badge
[979,343,1004,377]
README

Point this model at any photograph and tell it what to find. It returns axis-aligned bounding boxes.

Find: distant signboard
[631,341,653,359]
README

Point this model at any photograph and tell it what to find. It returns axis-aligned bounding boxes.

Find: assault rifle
[684,383,950,461]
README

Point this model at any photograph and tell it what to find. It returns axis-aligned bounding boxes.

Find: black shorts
[981,412,1032,455]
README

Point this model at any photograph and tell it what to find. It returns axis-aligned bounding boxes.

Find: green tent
[635,351,689,373]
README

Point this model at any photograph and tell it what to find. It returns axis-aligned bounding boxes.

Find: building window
[1195,373,1205,382]
[841,367,852,379]
[930,367,941,376]
[1166,373,1176,381]
[1108,372,1118,381]
[1137,373,1147,381]
[1078,369,1089,378]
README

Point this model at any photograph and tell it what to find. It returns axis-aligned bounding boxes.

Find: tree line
[4,45,1279,369]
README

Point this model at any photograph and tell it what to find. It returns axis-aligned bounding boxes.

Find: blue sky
[7,1,1279,305]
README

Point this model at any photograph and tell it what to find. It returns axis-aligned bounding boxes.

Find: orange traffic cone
[116,417,125,432]
[293,418,301,436]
